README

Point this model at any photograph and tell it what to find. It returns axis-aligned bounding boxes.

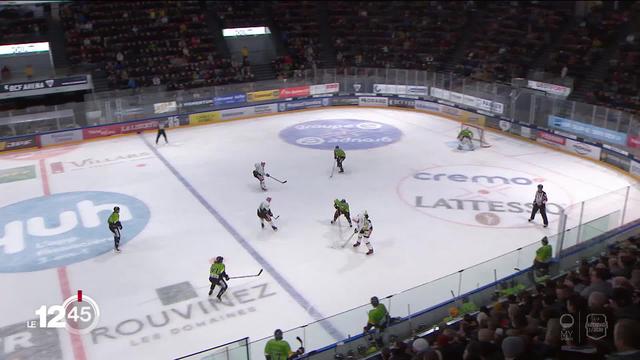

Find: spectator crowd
[373,235,640,360]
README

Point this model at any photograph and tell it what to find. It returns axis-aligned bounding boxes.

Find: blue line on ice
[141,135,345,342]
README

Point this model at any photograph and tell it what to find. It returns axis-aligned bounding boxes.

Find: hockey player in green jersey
[331,198,352,227]
[333,146,346,173]
[108,206,123,252]
[209,256,230,300]
[457,127,475,151]
[264,329,304,360]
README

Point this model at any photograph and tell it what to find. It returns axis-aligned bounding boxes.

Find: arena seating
[545,3,629,81]
[454,1,571,82]
[0,5,48,45]
[214,1,267,28]
[392,235,640,360]
[270,1,320,79]
[61,1,240,90]
[328,1,467,71]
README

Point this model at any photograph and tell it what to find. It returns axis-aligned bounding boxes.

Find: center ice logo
[0,191,150,272]
[279,119,402,150]
[397,165,572,228]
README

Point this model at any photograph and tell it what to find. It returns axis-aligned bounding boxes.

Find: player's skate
[366,249,374,255]
[353,241,361,247]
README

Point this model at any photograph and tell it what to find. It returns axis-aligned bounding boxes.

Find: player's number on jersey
[35,305,66,328]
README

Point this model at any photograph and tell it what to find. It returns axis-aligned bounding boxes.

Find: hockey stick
[296,336,304,346]
[228,269,263,280]
[268,175,287,184]
[329,161,336,179]
[340,231,358,248]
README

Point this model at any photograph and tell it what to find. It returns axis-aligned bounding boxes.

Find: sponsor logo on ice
[279,119,402,150]
[0,191,150,272]
[397,165,571,228]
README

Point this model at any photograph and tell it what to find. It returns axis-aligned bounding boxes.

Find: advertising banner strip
[415,100,441,112]
[278,98,330,112]
[430,87,504,114]
[330,97,359,106]
[188,111,220,125]
[548,115,627,146]
[153,101,177,114]
[537,130,566,146]
[601,150,631,172]
[627,135,640,149]
[82,120,158,139]
[564,138,601,160]
[0,135,37,152]
[310,83,339,95]
[630,160,640,177]
[0,75,92,100]
[279,85,310,99]
[527,80,571,97]
[358,96,389,107]
[247,89,280,102]
[214,93,247,106]
[373,84,428,96]
[40,129,83,146]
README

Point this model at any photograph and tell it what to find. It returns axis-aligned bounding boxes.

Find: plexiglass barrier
[239,184,640,360]
[177,337,249,360]
[1,68,638,156]
[558,184,640,250]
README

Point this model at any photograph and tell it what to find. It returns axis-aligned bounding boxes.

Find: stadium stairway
[316,1,336,69]
[90,68,110,93]
[48,11,70,70]
[263,3,286,58]
[204,1,231,58]
[252,63,277,81]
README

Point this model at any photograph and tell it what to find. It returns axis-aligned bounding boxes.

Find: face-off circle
[397,165,572,228]
[279,119,402,150]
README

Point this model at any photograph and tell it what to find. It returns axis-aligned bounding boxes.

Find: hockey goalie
[457,127,475,151]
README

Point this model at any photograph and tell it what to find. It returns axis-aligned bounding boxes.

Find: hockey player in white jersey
[257,197,278,231]
[252,161,269,191]
[352,211,373,255]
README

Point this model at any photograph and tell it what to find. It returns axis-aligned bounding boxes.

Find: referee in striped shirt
[528,184,548,228]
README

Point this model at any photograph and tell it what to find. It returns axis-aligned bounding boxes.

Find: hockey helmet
[216,256,224,262]
[370,296,379,306]
[364,211,369,219]
[335,145,340,149]
[537,184,543,189]
[261,161,266,166]
[274,329,283,340]
[113,206,120,212]
[341,198,346,203]
[266,197,272,202]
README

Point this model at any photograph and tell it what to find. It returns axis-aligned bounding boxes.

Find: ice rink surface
[0,108,636,359]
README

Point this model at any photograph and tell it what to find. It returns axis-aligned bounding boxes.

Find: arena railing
[2,67,638,156]
[236,183,640,360]
[175,337,249,360]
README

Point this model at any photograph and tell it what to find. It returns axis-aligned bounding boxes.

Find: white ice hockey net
[461,123,491,147]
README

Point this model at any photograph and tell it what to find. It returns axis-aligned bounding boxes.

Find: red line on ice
[40,159,88,360]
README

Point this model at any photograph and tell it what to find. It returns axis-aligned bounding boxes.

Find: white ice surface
[0,108,636,360]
